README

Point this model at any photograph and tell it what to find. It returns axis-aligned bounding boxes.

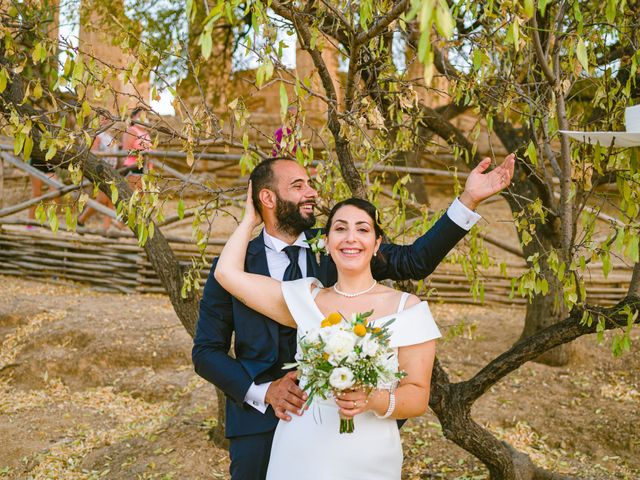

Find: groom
[193,155,514,480]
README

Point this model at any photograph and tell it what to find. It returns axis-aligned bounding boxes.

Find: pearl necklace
[333,280,377,298]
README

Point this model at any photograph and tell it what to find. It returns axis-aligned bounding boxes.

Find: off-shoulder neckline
[303,277,425,324]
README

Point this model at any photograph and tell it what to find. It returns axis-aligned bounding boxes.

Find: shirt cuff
[244,381,271,414]
[447,197,482,231]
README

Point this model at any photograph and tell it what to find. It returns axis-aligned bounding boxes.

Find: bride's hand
[334,389,370,418]
[242,181,262,228]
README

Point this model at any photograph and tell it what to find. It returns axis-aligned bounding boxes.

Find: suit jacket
[192,212,467,438]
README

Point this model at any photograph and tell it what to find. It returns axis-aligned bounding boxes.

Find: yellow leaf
[576,38,589,73]
[0,68,8,93]
[23,136,33,161]
[33,81,43,99]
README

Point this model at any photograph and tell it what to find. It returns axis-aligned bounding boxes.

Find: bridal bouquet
[284,310,403,434]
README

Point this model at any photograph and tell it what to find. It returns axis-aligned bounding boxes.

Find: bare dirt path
[1,275,638,479]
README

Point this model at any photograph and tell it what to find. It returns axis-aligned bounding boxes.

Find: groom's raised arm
[374,198,479,281]
[373,153,515,281]
[192,258,253,405]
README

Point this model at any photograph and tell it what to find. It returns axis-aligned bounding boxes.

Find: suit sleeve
[192,257,253,405]
[373,212,467,281]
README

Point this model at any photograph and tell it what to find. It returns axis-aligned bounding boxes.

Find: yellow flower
[322,352,330,361]
[372,327,381,334]
[321,320,331,328]
[327,312,342,325]
[353,324,366,337]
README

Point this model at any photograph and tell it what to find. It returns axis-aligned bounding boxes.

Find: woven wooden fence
[0,224,631,306]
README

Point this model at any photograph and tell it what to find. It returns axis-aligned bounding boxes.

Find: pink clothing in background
[123,125,152,168]
[272,127,297,157]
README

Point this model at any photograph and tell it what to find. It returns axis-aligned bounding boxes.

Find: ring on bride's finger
[352,401,357,408]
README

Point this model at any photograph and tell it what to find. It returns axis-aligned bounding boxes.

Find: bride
[215,184,440,480]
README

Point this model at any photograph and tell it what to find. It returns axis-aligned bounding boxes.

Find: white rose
[329,367,355,390]
[324,329,357,363]
[319,324,340,342]
[303,328,321,344]
[316,238,325,250]
[360,334,379,357]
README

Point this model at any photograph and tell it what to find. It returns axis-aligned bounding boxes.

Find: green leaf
[45,144,57,161]
[523,0,534,17]
[199,31,212,60]
[0,68,8,93]
[576,38,589,73]
[627,235,639,263]
[110,183,118,204]
[177,198,185,220]
[23,136,33,161]
[47,205,59,234]
[265,61,274,82]
[605,0,616,23]
[72,58,84,82]
[472,49,483,72]
[601,252,612,278]
[35,203,45,225]
[33,81,43,99]
[423,51,434,86]
[138,222,148,246]
[434,0,454,39]
[538,0,548,16]
[32,42,45,64]
[279,83,288,121]
[65,206,75,231]
[525,140,537,165]
[255,64,265,88]
[419,0,434,31]
[13,134,25,156]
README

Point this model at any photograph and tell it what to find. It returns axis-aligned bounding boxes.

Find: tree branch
[271,0,366,198]
[0,60,200,336]
[459,295,640,404]
[530,11,557,86]
[354,0,409,46]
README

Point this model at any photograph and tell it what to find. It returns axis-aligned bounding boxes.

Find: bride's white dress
[266,277,441,480]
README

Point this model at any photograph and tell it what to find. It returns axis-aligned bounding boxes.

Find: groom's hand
[459,153,515,210]
[265,371,308,421]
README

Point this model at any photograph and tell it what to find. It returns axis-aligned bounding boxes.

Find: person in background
[121,107,151,191]
[78,114,122,230]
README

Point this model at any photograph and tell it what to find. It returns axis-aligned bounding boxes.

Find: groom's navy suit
[193,213,468,480]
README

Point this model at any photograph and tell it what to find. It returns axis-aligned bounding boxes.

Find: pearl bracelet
[374,390,396,419]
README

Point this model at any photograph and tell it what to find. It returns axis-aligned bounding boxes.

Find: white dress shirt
[243,198,480,413]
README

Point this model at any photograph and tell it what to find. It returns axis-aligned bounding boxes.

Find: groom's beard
[274,194,316,237]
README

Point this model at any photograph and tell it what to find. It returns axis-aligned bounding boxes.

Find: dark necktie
[283,245,303,281]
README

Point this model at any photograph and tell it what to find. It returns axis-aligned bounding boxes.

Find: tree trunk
[520,278,572,366]
[429,361,579,480]
[520,238,573,366]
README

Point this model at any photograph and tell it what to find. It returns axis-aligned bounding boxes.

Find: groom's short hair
[250,158,295,214]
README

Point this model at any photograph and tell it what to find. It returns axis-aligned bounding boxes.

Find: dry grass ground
[1,275,638,479]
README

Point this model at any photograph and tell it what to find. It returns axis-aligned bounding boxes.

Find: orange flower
[353,324,366,337]
[327,312,342,325]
